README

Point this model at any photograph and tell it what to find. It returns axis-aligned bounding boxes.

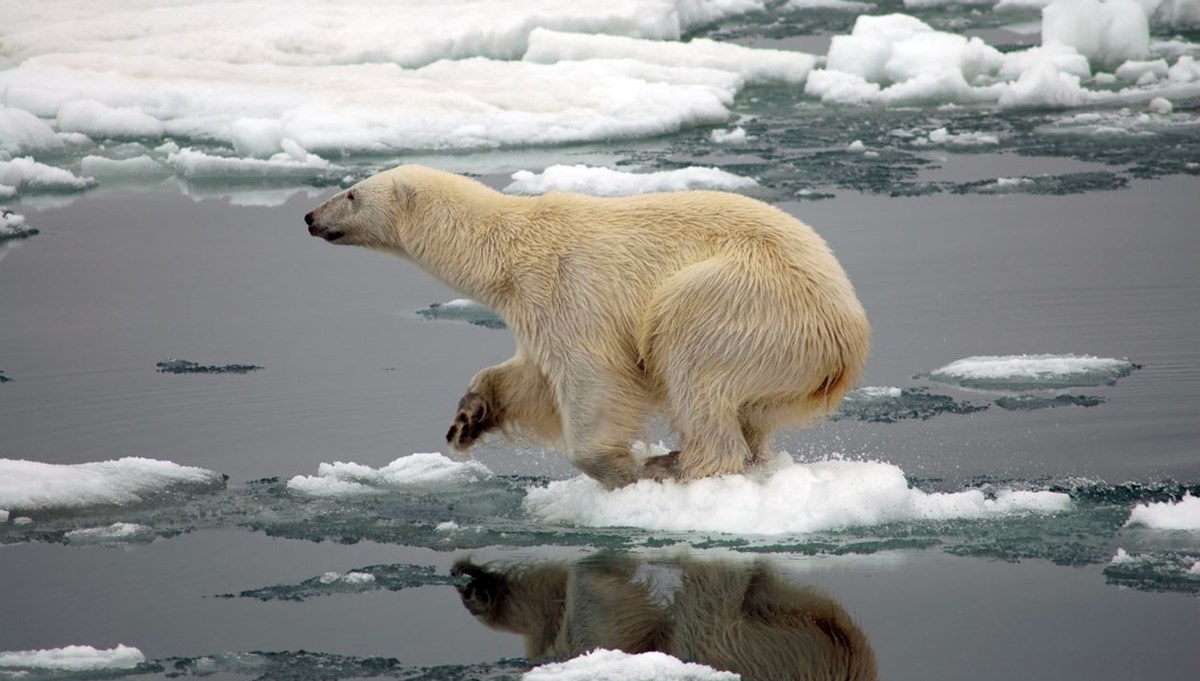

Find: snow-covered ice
[524,445,1071,534]
[925,354,1138,390]
[0,457,224,513]
[523,649,739,681]
[1125,493,1200,529]
[505,165,758,196]
[0,645,145,671]
[286,453,495,496]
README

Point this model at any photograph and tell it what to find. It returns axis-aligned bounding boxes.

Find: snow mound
[524,649,738,681]
[287,453,494,496]
[0,457,224,513]
[1125,494,1200,529]
[505,165,758,196]
[0,645,145,671]
[925,354,1138,391]
[525,28,815,84]
[523,447,1071,534]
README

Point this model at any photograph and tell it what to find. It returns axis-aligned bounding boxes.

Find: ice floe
[286,453,495,496]
[0,645,145,671]
[413,299,506,329]
[1124,493,1200,529]
[504,164,758,196]
[923,354,1138,391]
[523,649,738,681]
[0,457,225,513]
[523,446,1071,534]
[155,358,263,374]
[1105,548,1200,593]
[1,208,39,241]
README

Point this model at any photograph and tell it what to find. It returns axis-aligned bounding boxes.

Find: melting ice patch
[1,208,39,241]
[0,645,145,671]
[1105,548,1200,594]
[216,563,468,602]
[924,354,1138,391]
[0,457,224,514]
[505,165,758,196]
[1124,493,1200,529]
[413,299,506,329]
[833,386,989,422]
[156,358,263,374]
[524,649,738,681]
[64,522,155,545]
[286,453,494,496]
[524,447,1071,534]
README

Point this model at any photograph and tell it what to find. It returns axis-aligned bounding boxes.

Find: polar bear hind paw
[640,450,681,482]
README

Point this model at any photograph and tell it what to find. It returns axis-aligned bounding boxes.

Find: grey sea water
[3,7,1200,681]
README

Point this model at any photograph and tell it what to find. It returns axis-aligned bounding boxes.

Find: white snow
[65,522,152,542]
[505,164,758,196]
[524,446,1071,534]
[318,571,376,585]
[0,457,224,512]
[0,645,145,671]
[1125,493,1200,529]
[525,28,815,84]
[0,157,95,193]
[926,354,1136,389]
[710,126,748,144]
[523,649,738,681]
[286,453,494,496]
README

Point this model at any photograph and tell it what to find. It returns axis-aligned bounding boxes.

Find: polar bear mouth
[322,230,346,242]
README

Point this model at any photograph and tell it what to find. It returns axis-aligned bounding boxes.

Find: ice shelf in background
[505,164,758,196]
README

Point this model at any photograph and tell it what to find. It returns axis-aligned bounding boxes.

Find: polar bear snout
[305,209,346,243]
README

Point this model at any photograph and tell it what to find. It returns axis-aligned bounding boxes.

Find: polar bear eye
[346,190,355,202]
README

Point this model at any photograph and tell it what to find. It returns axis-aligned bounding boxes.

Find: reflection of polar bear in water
[306,165,869,488]
[452,553,877,681]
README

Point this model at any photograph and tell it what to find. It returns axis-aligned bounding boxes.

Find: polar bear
[451,553,878,680]
[305,165,869,488]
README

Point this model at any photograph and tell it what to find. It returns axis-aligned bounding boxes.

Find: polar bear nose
[304,211,315,227]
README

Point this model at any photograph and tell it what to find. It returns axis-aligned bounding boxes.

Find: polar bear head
[304,166,411,252]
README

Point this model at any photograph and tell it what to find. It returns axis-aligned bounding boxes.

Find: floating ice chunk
[998,62,1090,108]
[413,299,506,329]
[675,0,766,28]
[1,208,40,242]
[65,522,154,543]
[436,520,460,532]
[833,386,988,422]
[523,649,739,681]
[0,157,96,193]
[166,147,332,180]
[902,0,991,6]
[925,354,1138,390]
[0,106,63,159]
[996,43,1092,81]
[0,645,145,671]
[710,126,747,144]
[1104,547,1200,593]
[524,448,1071,534]
[156,358,263,374]
[287,453,494,496]
[13,516,34,526]
[1042,0,1150,67]
[925,127,1001,145]
[79,154,169,180]
[505,164,757,197]
[525,29,816,84]
[847,139,866,152]
[1125,494,1200,529]
[1115,58,1170,82]
[56,99,164,139]
[0,457,224,512]
[1148,96,1174,113]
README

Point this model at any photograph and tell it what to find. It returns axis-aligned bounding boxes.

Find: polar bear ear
[392,175,416,211]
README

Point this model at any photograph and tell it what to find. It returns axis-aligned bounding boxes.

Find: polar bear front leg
[560,371,648,490]
[447,355,561,451]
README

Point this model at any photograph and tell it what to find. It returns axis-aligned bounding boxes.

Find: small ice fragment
[523,649,739,681]
[319,572,341,584]
[13,517,33,526]
[1125,493,1200,529]
[0,644,146,671]
[436,520,460,532]
[1110,548,1132,564]
[1148,97,1173,114]
[341,572,376,585]
[847,139,865,152]
[710,127,747,144]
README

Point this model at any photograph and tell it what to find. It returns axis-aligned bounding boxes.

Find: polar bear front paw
[447,391,496,450]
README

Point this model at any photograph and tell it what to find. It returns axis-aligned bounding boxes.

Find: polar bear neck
[397,175,552,317]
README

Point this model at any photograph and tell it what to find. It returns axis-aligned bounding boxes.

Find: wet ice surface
[3,2,1200,680]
